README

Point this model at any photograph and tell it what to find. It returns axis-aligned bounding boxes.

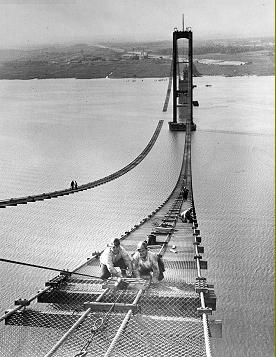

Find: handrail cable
[0,258,100,279]
[0,286,52,322]
[103,289,144,357]
[73,288,126,357]
[44,289,108,357]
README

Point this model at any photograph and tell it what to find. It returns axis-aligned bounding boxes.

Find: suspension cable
[44,288,107,357]
[162,58,173,112]
[0,258,100,279]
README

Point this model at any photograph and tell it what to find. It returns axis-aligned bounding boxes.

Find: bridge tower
[169,27,197,131]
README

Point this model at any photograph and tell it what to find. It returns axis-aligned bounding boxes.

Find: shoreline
[0,55,273,80]
[0,73,273,80]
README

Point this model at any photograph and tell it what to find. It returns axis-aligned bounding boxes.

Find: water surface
[0,76,274,357]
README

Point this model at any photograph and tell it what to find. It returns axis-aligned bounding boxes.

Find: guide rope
[73,291,124,357]
[0,257,100,279]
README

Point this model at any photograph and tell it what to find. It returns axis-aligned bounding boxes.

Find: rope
[0,258,100,279]
[75,303,115,357]
[73,291,124,357]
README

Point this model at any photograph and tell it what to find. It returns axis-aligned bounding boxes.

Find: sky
[0,0,274,48]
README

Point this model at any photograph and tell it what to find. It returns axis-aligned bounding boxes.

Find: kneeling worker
[100,238,132,279]
[180,208,193,223]
[132,241,160,283]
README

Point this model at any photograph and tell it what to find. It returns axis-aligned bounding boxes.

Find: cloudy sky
[0,0,274,48]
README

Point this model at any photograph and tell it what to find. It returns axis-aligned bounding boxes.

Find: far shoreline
[0,73,273,80]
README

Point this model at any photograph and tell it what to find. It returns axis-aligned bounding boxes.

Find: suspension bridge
[0,26,221,357]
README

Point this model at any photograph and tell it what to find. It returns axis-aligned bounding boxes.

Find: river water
[0,76,274,357]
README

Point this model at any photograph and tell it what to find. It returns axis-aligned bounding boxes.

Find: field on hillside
[0,38,273,79]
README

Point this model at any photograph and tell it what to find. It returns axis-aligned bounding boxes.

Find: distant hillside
[101,37,274,55]
[0,37,273,79]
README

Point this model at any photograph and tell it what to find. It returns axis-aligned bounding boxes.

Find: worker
[182,186,189,200]
[100,238,132,279]
[180,208,193,223]
[132,241,160,283]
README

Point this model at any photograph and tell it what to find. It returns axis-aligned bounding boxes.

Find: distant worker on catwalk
[100,238,133,279]
[182,186,189,200]
[132,241,160,283]
[180,208,193,223]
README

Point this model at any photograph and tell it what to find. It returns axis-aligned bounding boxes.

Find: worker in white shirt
[100,238,132,279]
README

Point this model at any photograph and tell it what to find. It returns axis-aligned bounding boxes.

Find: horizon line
[0,35,274,51]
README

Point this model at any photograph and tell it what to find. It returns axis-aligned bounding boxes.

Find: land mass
[0,37,273,79]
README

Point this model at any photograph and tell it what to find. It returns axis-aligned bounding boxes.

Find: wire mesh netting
[108,314,206,357]
[1,273,210,357]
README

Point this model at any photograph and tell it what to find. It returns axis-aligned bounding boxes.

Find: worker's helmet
[109,238,120,247]
[137,241,147,251]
